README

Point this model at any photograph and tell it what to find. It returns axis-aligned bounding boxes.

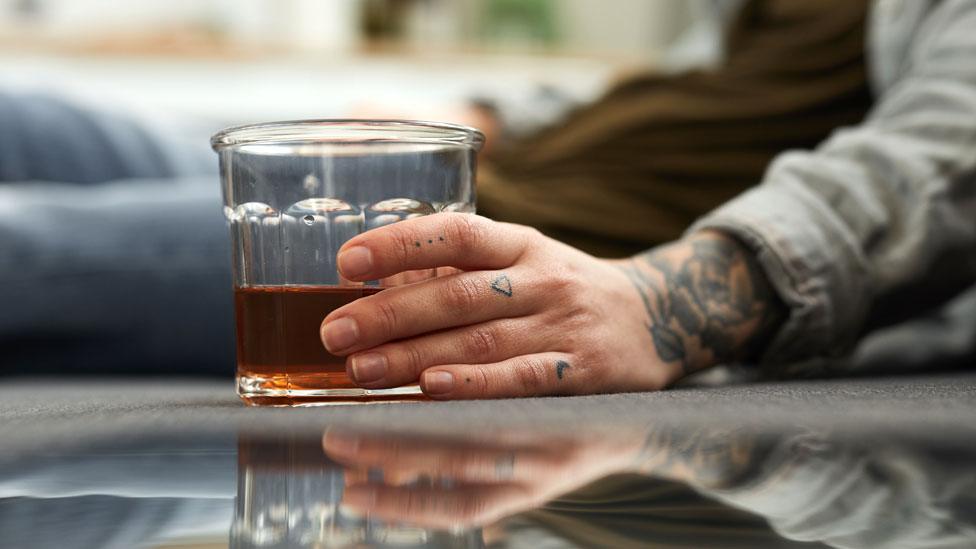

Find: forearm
[686,1,976,369]
[618,230,785,376]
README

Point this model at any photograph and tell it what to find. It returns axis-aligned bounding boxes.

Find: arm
[688,0,976,371]
[319,214,782,399]
[618,231,785,376]
[634,426,976,549]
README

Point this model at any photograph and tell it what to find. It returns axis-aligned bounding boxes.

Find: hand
[320,214,782,399]
[323,427,644,528]
[320,213,671,399]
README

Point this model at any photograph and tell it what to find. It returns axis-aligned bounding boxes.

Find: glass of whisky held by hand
[212,120,483,405]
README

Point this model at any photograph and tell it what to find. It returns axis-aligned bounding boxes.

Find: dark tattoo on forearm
[634,424,768,489]
[555,360,570,380]
[490,273,513,297]
[621,234,785,374]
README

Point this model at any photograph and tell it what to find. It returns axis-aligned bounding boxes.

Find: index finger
[336,213,533,281]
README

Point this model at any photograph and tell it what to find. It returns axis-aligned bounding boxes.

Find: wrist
[620,231,785,379]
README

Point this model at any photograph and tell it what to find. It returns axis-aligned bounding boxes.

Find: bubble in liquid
[302,215,315,226]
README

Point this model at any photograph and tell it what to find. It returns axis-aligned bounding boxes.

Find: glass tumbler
[212,120,484,406]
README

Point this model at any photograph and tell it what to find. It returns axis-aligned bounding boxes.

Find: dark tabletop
[2,373,975,549]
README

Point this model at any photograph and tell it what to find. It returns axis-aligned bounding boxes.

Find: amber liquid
[234,285,424,405]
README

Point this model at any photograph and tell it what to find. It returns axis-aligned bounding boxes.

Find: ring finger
[344,316,555,388]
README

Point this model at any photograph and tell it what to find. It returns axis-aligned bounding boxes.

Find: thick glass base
[237,372,427,406]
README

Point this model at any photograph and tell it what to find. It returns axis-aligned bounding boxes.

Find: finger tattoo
[490,273,513,297]
[556,360,570,380]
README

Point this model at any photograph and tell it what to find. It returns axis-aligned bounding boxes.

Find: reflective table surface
[2,373,975,549]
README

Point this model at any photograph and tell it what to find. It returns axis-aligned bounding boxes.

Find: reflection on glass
[233,432,484,548]
[0,421,973,548]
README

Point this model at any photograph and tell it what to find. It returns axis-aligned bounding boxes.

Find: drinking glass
[212,120,484,406]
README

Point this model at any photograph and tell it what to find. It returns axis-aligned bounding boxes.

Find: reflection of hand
[322,428,644,529]
[318,213,680,399]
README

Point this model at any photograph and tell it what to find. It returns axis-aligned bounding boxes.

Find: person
[317,0,976,398]
[0,92,232,374]
[3,0,975,395]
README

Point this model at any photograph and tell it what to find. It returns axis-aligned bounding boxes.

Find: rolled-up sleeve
[688,0,976,367]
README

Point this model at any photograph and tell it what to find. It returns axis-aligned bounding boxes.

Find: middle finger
[346,316,553,389]
[320,268,539,355]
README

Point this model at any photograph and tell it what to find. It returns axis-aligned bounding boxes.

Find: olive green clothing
[479,0,872,258]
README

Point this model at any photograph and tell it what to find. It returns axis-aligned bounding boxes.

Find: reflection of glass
[233,433,484,548]
[1,415,974,549]
[212,120,484,406]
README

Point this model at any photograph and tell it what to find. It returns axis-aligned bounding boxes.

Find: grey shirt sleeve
[688,0,976,368]
[701,432,976,549]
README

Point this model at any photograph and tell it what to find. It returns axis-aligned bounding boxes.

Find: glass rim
[211,119,485,151]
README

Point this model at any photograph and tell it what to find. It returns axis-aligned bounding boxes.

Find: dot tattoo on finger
[490,273,513,297]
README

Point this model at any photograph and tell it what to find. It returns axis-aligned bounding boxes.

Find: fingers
[344,317,551,388]
[335,213,536,281]
[419,352,580,400]
[342,482,528,529]
[320,268,540,355]
[324,430,538,483]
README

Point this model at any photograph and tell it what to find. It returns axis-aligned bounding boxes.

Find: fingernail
[351,353,387,384]
[422,371,455,395]
[323,430,360,456]
[338,246,373,279]
[321,317,359,352]
[344,485,377,508]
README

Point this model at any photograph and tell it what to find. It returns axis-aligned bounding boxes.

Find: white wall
[0,0,693,58]
[0,0,361,52]
[557,0,692,58]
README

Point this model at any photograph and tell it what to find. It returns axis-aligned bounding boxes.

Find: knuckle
[473,365,492,395]
[463,325,499,358]
[499,221,538,238]
[444,275,482,311]
[549,269,581,297]
[561,307,595,333]
[510,222,544,254]
[375,298,401,339]
[518,224,543,240]
[388,225,414,265]
[513,358,548,394]
[399,342,427,377]
[447,214,489,250]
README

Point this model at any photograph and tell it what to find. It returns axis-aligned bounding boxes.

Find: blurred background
[0,0,704,129]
